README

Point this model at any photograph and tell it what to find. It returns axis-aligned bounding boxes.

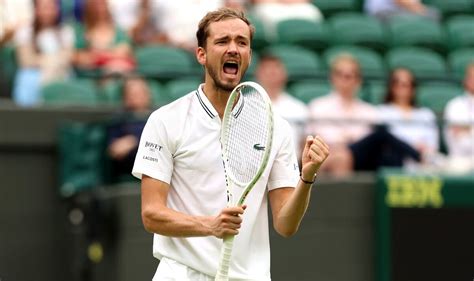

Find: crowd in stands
[1,0,473,181]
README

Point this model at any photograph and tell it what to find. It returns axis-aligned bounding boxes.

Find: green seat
[164,78,202,104]
[446,15,474,50]
[144,80,165,107]
[447,48,474,81]
[99,79,124,106]
[417,82,462,115]
[275,19,329,52]
[249,16,270,51]
[424,0,474,18]
[288,79,331,104]
[264,45,324,81]
[323,45,387,79]
[0,46,17,98]
[388,15,446,54]
[386,47,448,80]
[41,79,99,106]
[363,80,387,105]
[135,45,194,79]
[58,122,107,197]
[328,13,388,53]
[312,0,361,18]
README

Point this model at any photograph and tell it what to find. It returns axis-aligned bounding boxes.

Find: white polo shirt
[132,84,300,280]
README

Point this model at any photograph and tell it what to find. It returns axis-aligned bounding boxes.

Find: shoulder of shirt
[307,93,333,107]
[444,94,466,112]
[278,93,309,112]
[148,90,196,123]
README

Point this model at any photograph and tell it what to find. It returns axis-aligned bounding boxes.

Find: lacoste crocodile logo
[253,144,265,151]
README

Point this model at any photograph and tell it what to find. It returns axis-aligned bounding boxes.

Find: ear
[196,47,206,66]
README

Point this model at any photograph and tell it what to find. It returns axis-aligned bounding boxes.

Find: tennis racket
[215,81,274,281]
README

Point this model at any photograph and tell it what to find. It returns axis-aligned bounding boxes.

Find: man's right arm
[141,175,245,238]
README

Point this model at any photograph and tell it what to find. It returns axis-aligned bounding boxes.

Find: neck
[338,91,355,105]
[394,103,412,112]
[202,82,231,119]
[266,87,282,102]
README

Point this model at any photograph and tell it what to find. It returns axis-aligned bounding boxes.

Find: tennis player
[132,7,329,281]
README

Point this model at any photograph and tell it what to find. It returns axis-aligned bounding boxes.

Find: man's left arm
[269,135,329,237]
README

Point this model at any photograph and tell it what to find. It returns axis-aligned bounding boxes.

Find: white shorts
[152,257,214,281]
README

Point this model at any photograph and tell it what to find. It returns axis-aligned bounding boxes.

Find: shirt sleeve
[267,119,300,190]
[132,112,174,183]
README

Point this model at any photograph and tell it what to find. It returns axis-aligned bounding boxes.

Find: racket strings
[224,88,270,184]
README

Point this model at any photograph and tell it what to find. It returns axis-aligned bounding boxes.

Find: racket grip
[214,235,235,281]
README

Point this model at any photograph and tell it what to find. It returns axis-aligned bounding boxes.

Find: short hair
[196,7,255,48]
[330,53,361,78]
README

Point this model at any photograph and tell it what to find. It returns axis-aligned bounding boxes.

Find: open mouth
[223,61,239,76]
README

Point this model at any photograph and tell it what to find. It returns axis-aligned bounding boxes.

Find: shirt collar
[196,84,217,119]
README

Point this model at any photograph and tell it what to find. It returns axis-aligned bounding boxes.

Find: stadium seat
[41,79,99,106]
[147,80,167,106]
[364,80,387,105]
[288,79,332,104]
[135,45,194,79]
[312,0,361,18]
[323,45,387,79]
[263,45,324,81]
[249,16,270,51]
[417,82,462,115]
[388,15,446,54]
[275,19,330,52]
[164,78,202,104]
[58,121,106,197]
[424,0,474,18]
[447,48,474,81]
[385,47,448,80]
[328,13,388,53]
[0,46,17,98]
[446,15,474,50]
[99,79,123,106]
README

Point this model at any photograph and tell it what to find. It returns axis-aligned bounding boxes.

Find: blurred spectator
[255,53,309,157]
[346,68,439,172]
[443,63,474,172]
[251,0,323,39]
[378,68,439,162]
[57,0,85,23]
[107,0,141,33]
[129,0,166,46]
[365,0,440,22]
[0,0,34,43]
[306,54,377,174]
[224,0,249,11]
[108,0,164,46]
[106,76,152,182]
[72,0,135,77]
[151,0,223,52]
[13,0,74,106]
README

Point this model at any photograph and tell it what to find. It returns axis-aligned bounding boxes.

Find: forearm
[17,46,40,68]
[273,180,313,237]
[142,205,214,237]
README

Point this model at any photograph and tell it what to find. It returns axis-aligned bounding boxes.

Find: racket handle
[215,235,235,281]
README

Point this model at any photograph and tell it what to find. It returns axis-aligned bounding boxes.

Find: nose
[227,41,238,55]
